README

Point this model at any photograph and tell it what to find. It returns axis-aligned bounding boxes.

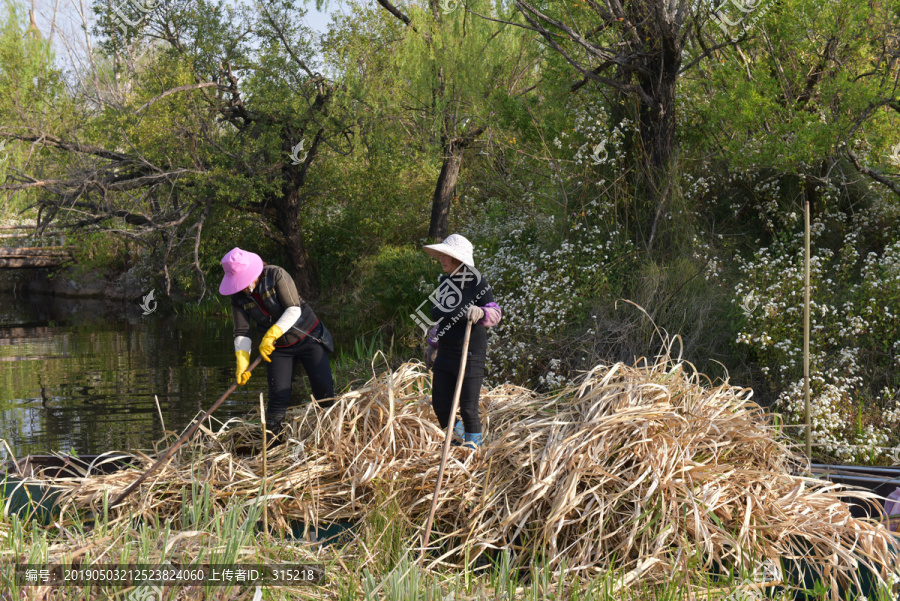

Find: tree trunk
[270,122,328,300]
[273,182,318,300]
[639,72,677,173]
[428,142,463,240]
[638,51,679,252]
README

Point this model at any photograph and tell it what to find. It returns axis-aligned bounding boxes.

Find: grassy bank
[1,488,881,601]
[2,358,898,600]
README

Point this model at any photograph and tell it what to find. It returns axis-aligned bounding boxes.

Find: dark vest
[231,266,319,347]
[430,269,494,372]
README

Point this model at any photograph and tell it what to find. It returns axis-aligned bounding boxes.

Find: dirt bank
[0,266,144,301]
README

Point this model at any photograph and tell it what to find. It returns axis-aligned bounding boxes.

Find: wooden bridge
[0,225,72,269]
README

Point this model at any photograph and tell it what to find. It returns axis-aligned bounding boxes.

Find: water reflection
[0,293,265,458]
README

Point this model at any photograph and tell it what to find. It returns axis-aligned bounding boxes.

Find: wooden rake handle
[109,356,265,509]
[419,320,473,565]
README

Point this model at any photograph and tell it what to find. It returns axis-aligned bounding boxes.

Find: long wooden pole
[109,356,264,509]
[260,393,269,534]
[804,199,812,458]
[419,321,473,565]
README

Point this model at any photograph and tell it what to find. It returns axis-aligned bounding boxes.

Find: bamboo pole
[804,199,811,458]
[260,393,268,535]
[153,395,166,432]
[419,320,473,565]
[109,356,264,509]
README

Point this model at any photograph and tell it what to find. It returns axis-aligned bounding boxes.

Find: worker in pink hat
[422,234,502,448]
[219,247,335,433]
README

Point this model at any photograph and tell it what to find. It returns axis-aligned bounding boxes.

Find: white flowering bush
[472,204,636,389]
[734,187,900,462]
[448,93,742,391]
[437,189,635,389]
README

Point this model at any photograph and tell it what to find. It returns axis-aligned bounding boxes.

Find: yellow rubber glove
[235,350,251,385]
[259,325,283,362]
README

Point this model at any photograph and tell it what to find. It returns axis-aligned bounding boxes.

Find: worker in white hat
[422,234,502,448]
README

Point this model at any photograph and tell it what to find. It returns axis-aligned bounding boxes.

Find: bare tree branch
[465,8,564,38]
[376,0,412,27]
[258,4,319,79]
[2,133,131,161]
[846,148,900,196]
[136,83,227,113]
[842,97,900,197]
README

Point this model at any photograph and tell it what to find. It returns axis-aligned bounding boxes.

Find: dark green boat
[1,453,135,525]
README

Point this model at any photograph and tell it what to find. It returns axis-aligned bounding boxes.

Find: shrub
[734,193,900,462]
[351,245,436,342]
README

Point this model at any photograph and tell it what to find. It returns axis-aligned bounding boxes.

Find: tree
[1,0,350,299]
[0,0,67,220]
[371,0,539,239]
[685,0,900,205]
[512,0,737,250]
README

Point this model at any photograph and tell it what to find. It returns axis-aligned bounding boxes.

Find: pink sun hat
[219,247,264,295]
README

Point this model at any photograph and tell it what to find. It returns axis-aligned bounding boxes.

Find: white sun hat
[423,233,475,268]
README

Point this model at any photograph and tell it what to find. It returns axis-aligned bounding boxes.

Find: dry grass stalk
[24,356,900,598]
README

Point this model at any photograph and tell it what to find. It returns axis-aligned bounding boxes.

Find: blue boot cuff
[463,432,483,448]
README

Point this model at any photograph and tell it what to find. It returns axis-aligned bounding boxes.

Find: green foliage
[350,245,435,332]
[0,0,66,217]
[304,143,435,293]
[361,554,445,601]
[686,0,900,175]
[65,229,132,275]
[0,1,60,119]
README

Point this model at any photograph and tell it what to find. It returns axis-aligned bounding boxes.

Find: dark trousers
[265,324,335,422]
[432,366,483,434]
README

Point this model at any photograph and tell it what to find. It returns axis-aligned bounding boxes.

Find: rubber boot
[264,410,287,444]
[449,420,465,446]
[463,432,483,449]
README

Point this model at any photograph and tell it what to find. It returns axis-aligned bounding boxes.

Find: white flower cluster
[733,197,900,461]
[884,402,900,425]
[778,380,892,462]
[464,198,634,389]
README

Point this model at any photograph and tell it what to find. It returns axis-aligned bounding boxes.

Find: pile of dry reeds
[36,356,900,596]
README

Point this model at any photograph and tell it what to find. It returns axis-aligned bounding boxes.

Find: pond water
[0,292,275,459]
